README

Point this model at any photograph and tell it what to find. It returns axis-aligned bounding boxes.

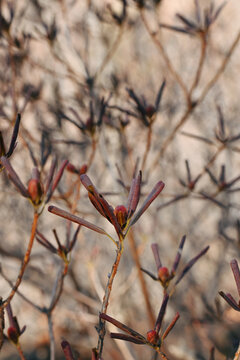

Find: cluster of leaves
[0,1,239,360]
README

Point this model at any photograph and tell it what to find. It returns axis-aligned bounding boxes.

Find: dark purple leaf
[230,259,240,297]
[155,80,166,111]
[140,268,158,281]
[162,312,180,340]
[6,113,21,157]
[48,206,109,236]
[0,156,29,198]
[171,235,186,275]
[175,246,209,285]
[129,181,165,228]
[100,313,146,341]
[110,333,145,344]
[127,171,142,219]
[151,243,162,269]
[155,293,169,334]
[219,291,240,311]
[80,174,122,236]
[36,230,57,254]
[68,225,81,252]
[176,13,197,29]
[61,340,75,360]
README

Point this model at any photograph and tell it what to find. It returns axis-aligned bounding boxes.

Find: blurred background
[0,0,240,359]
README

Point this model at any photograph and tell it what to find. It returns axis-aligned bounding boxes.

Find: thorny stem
[128,229,155,327]
[97,239,124,357]
[3,212,39,308]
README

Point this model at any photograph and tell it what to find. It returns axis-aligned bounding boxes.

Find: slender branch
[142,125,153,172]
[128,229,155,327]
[140,10,189,102]
[97,239,124,357]
[48,313,55,360]
[189,35,207,95]
[16,343,27,360]
[3,212,39,308]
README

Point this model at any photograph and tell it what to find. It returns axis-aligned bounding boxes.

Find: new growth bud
[114,205,128,229]
[158,267,170,285]
[28,168,43,206]
[147,329,158,344]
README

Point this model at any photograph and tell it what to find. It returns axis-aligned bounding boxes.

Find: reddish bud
[114,205,128,229]
[79,164,87,175]
[7,327,19,345]
[85,117,95,134]
[147,329,158,344]
[28,179,43,205]
[158,267,170,284]
[66,163,77,174]
[145,105,156,118]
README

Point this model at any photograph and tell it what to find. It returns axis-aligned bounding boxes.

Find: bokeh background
[0,0,240,359]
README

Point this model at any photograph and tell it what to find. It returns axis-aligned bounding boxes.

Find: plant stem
[97,239,124,357]
[3,212,39,308]
[128,229,155,327]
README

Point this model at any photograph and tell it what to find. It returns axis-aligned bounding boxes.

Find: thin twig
[2,212,39,308]
[97,240,124,357]
[128,229,155,327]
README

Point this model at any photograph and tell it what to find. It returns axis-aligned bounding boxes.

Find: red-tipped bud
[114,205,128,229]
[28,179,43,205]
[79,164,87,175]
[7,326,19,345]
[158,267,170,284]
[85,117,95,134]
[147,330,158,344]
[66,163,78,174]
[145,105,156,118]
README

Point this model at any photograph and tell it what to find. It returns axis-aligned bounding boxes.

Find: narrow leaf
[162,312,180,340]
[155,80,166,111]
[69,225,81,252]
[36,230,57,254]
[100,313,146,341]
[7,113,21,157]
[127,171,142,220]
[128,181,165,228]
[46,159,68,202]
[61,340,75,360]
[219,291,240,311]
[175,246,209,285]
[151,243,162,269]
[45,156,57,195]
[171,235,186,275]
[155,293,169,334]
[110,333,145,344]
[230,259,240,297]
[81,174,122,235]
[0,156,29,198]
[176,13,197,29]
[48,206,109,236]
[140,268,158,281]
